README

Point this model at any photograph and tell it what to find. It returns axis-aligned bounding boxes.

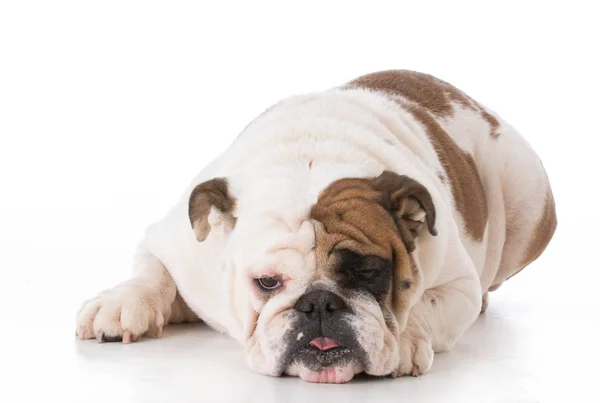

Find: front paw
[393,331,434,377]
[76,282,166,343]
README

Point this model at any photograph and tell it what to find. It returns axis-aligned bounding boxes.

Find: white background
[1,1,598,402]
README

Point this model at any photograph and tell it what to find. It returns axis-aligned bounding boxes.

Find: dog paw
[76,282,166,343]
[393,331,434,377]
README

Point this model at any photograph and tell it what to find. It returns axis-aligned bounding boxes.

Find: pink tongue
[309,337,340,351]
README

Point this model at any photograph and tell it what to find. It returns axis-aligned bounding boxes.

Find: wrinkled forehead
[231,211,316,273]
[229,173,403,280]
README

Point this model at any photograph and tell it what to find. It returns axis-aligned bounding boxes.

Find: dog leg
[395,272,481,376]
[76,245,182,343]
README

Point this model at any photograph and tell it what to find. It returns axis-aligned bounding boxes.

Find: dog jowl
[279,251,395,382]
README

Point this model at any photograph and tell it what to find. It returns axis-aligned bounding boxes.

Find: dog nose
[294,290,347,316]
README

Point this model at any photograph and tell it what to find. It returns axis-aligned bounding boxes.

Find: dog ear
[371,171,437,253]
[188,178,236,242]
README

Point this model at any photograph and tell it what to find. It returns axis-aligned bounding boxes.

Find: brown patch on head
[521,189,557,267]
[188,178,236,241]
[351,71,489,241]
[350,70,501,139]
[310,171,438,326]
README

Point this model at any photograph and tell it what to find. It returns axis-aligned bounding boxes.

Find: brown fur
[521,189,557,267]
[350,70,490,241]
[409,107,489,241]
[351,70,469,117]
[310,172,436,329]
[188,178,236,241]
[480,110,501,139]
[350,70,501,139]
[370,171,438,251]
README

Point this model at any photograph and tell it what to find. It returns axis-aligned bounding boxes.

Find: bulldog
[76,70,557,383]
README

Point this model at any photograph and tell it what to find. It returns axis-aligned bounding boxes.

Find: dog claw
[122,331,131,344]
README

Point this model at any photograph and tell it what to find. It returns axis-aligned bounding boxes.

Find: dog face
[188,171,437,383]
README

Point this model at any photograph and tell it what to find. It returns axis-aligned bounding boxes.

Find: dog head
[188,171,437,383]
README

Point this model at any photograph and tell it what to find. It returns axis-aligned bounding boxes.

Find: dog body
[76,71,556,383]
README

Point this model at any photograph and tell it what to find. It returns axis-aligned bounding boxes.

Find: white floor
[3,219,598,403]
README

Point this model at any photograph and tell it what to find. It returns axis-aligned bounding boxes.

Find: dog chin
[285,362,364,384]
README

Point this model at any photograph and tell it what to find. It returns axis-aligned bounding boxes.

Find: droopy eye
[358,270,376,280]
[256,276,282,290]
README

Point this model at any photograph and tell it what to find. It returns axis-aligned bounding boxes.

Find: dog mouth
[288,336,362,382]
[295,337,353,366]
[278,313,369,383]
[297,345,353,367]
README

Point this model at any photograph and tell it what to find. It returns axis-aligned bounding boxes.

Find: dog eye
[358,270,376,280]
[257,276,282,290]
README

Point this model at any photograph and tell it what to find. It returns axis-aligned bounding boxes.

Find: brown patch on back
[409,107,488,241]
[351,70,490,241]
[521,189,557,267]
[481,110,501,139]
[351,70,471,117]
[350,70,501,139]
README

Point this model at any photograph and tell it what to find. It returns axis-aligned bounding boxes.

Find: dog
[76,70,556,383]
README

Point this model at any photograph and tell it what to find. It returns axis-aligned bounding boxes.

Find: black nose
[294,290,347,316]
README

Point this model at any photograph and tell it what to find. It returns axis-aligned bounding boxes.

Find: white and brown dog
[76,70,556,383]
